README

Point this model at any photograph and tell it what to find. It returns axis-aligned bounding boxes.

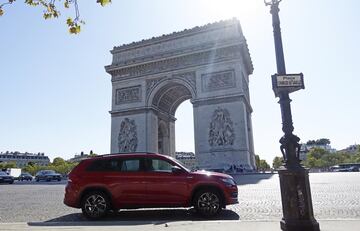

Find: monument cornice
[111,18,240,53]
[106,44,251,81]
[192,94,253,113]
[109,106,177,121]
[105,18,253,77]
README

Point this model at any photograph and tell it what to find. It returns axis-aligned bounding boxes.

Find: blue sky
[0,0,359,164]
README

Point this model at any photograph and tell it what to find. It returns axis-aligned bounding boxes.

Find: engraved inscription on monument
[116,86,141,104]
[202,70,236,92]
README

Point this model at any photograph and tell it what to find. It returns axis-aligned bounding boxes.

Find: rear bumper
[64,183,81,208]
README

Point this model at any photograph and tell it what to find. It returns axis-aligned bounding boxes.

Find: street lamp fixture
[264,1,320,231]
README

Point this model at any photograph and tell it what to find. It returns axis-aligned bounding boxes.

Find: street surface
[0,172,359,223]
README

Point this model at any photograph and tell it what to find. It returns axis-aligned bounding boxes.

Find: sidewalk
[1,220,359,231]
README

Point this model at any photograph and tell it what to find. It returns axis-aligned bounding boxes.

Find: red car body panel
[64,153,238,210]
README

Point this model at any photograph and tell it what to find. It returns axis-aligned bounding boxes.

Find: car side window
[120,159,140,172]
[86,159,122,172]
[147,158,174,172]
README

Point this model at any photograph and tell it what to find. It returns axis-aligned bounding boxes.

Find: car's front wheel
[81,191,110,220]
[194,189,222,217]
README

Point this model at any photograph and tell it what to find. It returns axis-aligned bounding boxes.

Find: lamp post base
[280,219,320,231]
[278,167,320,231]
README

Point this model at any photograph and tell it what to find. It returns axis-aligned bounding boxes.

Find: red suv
[64,153,238,220]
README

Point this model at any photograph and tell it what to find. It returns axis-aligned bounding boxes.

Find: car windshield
[0,171,8,176]
[43,170,55,174]
[167,156,190,172]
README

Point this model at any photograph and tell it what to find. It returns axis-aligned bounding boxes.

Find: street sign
[272,73,304,97]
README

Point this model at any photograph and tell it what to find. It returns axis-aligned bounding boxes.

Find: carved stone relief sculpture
[115,86,141,104]
[118,118,138,152]
[208,108,235,147]
[202,70,236,92]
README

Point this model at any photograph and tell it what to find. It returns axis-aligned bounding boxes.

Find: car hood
[191,170,233,179]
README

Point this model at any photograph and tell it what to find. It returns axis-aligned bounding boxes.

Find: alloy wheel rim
[197,192,220,215]
[84,194,107,217]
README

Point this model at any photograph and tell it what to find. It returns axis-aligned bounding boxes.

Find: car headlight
[221,178,236,186]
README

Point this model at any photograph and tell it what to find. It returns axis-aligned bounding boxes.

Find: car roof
[86,153,169,161]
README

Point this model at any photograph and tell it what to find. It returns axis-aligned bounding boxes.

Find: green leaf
[69,24,81,34]
[43,13,51,19]
[64,0,69,8]
[97,0,111,7]
[53,10,59,18]
[66,17,73,26]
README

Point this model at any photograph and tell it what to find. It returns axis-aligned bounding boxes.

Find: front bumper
[224,185,239,205]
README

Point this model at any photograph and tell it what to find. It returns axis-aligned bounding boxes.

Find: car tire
[81,191,110,220]
[9,180,14,184]
[36,178,39,182]
[194,189,222,217]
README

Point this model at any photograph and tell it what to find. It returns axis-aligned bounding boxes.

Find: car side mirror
[172,166,184,174]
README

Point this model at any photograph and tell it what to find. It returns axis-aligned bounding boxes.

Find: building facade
[0,151,50,167]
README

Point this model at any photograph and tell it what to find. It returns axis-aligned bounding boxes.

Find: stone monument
[105,19,256,171]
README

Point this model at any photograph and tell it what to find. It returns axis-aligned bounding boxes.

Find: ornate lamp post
[264,1,320,230]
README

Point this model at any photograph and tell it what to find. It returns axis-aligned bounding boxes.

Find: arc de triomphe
[105,19,256,171]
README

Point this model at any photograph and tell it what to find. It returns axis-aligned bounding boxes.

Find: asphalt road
[0,172,359,223]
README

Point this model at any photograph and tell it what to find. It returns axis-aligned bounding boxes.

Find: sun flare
[202,0,257,20]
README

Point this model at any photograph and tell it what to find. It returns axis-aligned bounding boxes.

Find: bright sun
[202,0,257,19]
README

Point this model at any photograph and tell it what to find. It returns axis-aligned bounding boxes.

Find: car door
[105,157,148,208]
[144,157,189,206]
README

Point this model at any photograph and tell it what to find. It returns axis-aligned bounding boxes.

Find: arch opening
[150,81,194,157]
[151,82,193,116]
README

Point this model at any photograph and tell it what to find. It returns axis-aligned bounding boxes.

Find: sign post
[272,73,304,97]
[264,1,320,230]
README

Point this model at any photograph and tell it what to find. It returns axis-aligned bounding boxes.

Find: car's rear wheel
[194,189,222,217]
[81,191,110,220]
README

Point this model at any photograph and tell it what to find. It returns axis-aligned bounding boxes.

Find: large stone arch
[105,19,256,171]
[147,77,196,115]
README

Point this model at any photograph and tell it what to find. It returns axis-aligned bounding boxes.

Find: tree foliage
[0,161,17,169]
[306,138,331,145]
[302,148,360,169]
[52,157,66,166]
[272,156,283,169]
[0,0,111,34]
[259,159,270,171]
[255,154,270,171]
[255,154,260,169]
[22,157,78,175]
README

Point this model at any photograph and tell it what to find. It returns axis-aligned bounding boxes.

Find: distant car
[0,171,14,184]
[35,170,61,182]
[18,173,33,181]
